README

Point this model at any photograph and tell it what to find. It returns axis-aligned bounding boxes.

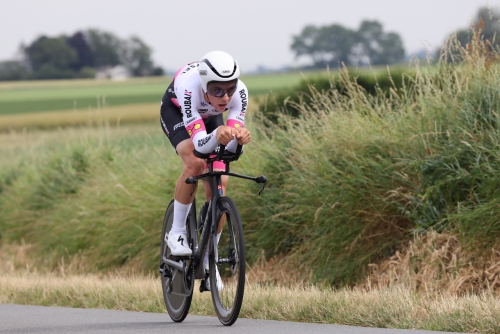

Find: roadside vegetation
[1,246,500,333]
[1,263,499,332]
[1,28,500,333]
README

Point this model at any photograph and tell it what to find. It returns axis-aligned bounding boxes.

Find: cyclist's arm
[225,81,249,152]
[176,86,219,154]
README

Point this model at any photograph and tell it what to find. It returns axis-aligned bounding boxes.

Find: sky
[0,0,497,73]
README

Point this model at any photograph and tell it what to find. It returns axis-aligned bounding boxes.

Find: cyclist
[160,51,251,289]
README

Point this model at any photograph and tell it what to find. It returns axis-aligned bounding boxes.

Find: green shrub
[78,66,96,79]
[258,67,417,121]
[1,34,500,287]
[243,36,500,285]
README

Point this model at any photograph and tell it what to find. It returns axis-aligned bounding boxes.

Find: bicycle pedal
[159,268,172,278]
[159,263,172,278]
[199,279,209,293]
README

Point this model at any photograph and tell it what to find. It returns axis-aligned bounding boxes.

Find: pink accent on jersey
[185,119,206,138]
[174,65,188,79]
[171,97,180,108]
[227,119,244,128]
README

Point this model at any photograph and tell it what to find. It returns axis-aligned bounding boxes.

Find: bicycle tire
[209,196,245,326]
[160,200,193,322]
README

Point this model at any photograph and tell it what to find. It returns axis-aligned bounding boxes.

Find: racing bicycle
[159,144,266,326]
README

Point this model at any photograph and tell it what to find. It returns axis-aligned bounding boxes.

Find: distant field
[0,103,160,130]
[0,77,170,115]
[0,71,325,116]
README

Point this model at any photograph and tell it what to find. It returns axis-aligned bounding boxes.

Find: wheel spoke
[210,196,245,326]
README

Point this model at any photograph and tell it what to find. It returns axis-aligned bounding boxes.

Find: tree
[84,29,121,68]
[439,7,500,62]
[67,31,94,70]
[1,28,163,81]
[315,25,356,67]
[291,24,355,68]
[291,20,405,68]
[290,25,320,61]
[0,61,28,80]
[24,35,78,73]
[456,7,500,47]
[83,29,163,76]
[354,20,405,66]
[120,36,155,76]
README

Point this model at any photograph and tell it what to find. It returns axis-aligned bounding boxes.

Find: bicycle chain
[183,258,195,295]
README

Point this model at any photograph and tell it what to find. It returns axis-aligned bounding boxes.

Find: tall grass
[0,117,264,273]
[1,242,499,332]
[241,33,500,285]
[0,123,171,271]
[1,32,500,290]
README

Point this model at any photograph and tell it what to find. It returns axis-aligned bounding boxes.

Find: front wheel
[160,200,192,322]
[210,196,245,326]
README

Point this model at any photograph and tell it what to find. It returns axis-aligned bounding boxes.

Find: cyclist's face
[205,80,238,112]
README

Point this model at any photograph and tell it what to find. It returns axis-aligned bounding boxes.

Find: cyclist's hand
[234,127,251,145]
[216,125,235,145]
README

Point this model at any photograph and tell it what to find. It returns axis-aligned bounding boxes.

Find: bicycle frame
[161,144,266,281]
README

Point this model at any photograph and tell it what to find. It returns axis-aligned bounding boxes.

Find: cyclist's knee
[183,154,205,175]
[176,139,205,174]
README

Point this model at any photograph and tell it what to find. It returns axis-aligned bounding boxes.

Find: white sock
[171,200,192,234]
[204,232,221,269]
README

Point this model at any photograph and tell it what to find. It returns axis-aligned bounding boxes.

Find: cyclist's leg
[175,139,205,200]
[160,94,205,255]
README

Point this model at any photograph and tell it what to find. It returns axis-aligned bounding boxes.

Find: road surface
[0,304,460,334]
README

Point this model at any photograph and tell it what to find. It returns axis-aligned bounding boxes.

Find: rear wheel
[210,196,245,326]
[160,200,192,322]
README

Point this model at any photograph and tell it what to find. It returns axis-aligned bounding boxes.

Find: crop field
[0,71,321,117]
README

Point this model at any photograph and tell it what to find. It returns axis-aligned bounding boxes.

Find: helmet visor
[206,80,238,98]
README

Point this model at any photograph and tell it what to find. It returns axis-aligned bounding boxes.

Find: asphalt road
[0,304,460,334]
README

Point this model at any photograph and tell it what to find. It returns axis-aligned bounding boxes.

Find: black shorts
[160,80,223,150]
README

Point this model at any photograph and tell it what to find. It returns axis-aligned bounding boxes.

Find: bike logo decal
[173,121,184,131]
[239,89,247,113]
[198,135,211,147]
[183,90,193,118]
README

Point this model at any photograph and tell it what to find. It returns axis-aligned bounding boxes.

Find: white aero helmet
[198,51,240,93]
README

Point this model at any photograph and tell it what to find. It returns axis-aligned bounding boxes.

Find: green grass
[0,71,325,115]
[1,272,500,333]
[0,77,170,115]
[0,120,267,272]
[239,38,500,285]
[1,36,500,291]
